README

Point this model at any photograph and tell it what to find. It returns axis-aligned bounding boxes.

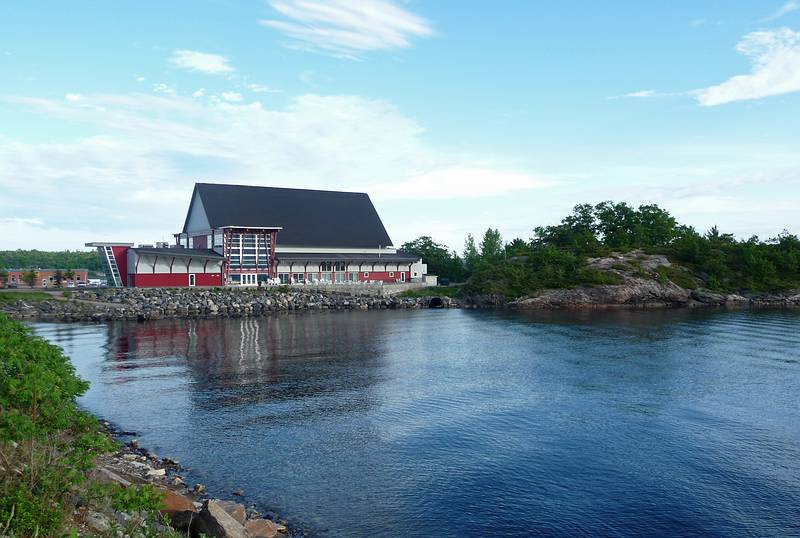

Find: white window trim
[189,273,196,287]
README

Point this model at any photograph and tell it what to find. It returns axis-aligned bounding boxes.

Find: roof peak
[195,182,369,197]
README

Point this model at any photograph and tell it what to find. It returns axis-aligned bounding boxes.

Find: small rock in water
[233,489,244,496]
[128,439,139,448]
[194,483,206,493]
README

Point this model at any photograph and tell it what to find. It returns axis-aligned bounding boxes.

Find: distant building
[4,268,89,288]
[89,182,425,288]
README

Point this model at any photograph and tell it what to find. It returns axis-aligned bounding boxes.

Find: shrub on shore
[0,313,115,536]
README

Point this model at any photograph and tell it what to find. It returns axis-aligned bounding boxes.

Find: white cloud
[260,0,434,58]
[65,93,83,102]
[192,88,205,98]
[246,83,281,93]
[220,91,243,102]
[169,49,235,74]
[695,27,800,106]
[761,1,798,22]
[0,91,549,249]
[136,76,145,82]
[371,168,552,200]
[0,217,44,227]
[153,83,175,94]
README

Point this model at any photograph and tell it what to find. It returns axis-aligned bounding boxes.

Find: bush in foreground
[0,313,115,536]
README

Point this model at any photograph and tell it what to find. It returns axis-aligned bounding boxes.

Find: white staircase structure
[85,242,133,287]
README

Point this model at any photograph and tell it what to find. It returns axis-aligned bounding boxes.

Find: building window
[401,272,406,282]
[363,271,369,278]
[389,272,394,278]
[278,273,290,284]
[189,274,196,287]
[293,273,305,283]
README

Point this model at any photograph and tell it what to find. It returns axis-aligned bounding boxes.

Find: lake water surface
[33,308,800,537]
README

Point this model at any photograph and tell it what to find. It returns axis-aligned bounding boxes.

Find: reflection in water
[32,308,800,537]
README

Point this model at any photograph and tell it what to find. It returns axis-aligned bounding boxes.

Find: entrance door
[189,273,196,287]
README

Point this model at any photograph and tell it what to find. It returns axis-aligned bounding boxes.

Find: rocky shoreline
[2,274,798,322]
[79,420,298,537]
[1,287,458,322]
[464,251,800,310]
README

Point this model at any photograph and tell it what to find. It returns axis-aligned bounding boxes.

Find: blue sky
[1,1,799,251]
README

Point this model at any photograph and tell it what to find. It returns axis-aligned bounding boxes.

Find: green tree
[505,238,530,257]
[0,250,103,273]
[22,270,37,288]
[0,270,8,288]
[401,236,465,282]
[463,234,480,276]
[480,228,504,264]
[53,269,64,288]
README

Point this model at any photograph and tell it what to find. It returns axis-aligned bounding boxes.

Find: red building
[4,268,89,288]
[89,182,426,288]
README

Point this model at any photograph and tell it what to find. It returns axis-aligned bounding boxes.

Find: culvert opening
[428,297,445,308]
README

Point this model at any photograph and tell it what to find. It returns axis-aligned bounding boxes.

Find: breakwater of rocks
[2,288,458,322]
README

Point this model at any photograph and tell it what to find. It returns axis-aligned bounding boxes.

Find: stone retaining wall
[1,288,457,322]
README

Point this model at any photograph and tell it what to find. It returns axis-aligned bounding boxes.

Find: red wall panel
[111,246,130,286]
[356,271,408,283]
[130,272,222,288]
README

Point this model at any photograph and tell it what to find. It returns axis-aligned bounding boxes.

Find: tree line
[0,250,103,272]
[402,201,800,297]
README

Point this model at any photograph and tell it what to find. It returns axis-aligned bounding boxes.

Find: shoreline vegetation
[0,201,798,317]
[399,201,800,306]
[0,313,292,538]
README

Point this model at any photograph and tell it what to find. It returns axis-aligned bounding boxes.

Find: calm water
[33,308,800,537]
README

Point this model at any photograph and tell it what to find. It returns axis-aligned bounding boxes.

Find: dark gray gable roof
[183,183,394,248]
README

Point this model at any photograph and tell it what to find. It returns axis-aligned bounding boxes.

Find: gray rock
[85,511,112,534]
[192,500,249,538]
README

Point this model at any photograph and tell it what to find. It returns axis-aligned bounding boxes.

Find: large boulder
[216,500,247,524]
[192,500,248,538]
[245,518,288,538]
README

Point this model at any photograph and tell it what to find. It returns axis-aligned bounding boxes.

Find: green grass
[0,291,54,304]
[397,285,462,298]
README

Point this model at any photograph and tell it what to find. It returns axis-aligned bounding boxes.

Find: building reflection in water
[102,312,396,416]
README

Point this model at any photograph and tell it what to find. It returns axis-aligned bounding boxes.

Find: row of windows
[277,271,406,283]
[318,262,347,271]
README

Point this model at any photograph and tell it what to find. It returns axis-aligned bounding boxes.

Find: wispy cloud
[695,27,800,106]
[246,83,281,93]
[761,1,798,22]
[169,49,235,74]
[0,90,551,248]
[608,89,685,100]
[371,168,552,200]
[260,0,434,58]
[219,91,243,102]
